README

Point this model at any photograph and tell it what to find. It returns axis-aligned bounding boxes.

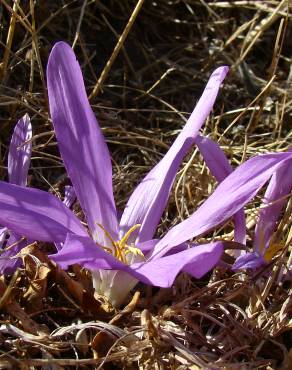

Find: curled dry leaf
[0,277,48,337]
[22,243,51,310]
[21,243,112,316]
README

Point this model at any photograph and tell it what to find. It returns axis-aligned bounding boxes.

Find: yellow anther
[95,223,144,264]
[124,246,145,260]
[119,224,141,246]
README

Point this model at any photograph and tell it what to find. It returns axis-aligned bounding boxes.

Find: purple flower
[0,114,32,274]
[233,156,292,270]
[45,42,232,305]
[0,42,291,306]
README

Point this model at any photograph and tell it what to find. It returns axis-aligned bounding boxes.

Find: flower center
[96,223,145,264]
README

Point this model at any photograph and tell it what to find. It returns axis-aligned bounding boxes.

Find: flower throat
[96,223,144,263]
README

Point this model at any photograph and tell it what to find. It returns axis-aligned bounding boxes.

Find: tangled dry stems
[0,0,291,368]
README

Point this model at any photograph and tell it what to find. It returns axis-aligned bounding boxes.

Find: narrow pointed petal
[254,161,292,254]
[51,234,223,288]
[195,135,246,244]
[0,233,26,274]
[8,114,32,187]
[0,181,86,242]
[149,152,292,259]
[47,42,118,244]
[120,67,229,243]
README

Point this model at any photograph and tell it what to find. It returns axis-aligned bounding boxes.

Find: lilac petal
[0,181,86,242]
[63,185,76,208]
[51,234,223,288]
[50,233,125,270]
[0,233,26,274]
[195,135,246,244]
[0,228,8,245]
[8,114,32,187]
[150,152,292,259]
[129,242,224,286]
[120,67,229,243]
[137,239,158,254]
[47,42,118,244]
[254,161,292,254]
[232,252,265,271]
[136,239,187,256]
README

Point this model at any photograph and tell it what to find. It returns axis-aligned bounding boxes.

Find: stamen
[119,224,141,246]
[96,223,116,247]
[96,223,120,257]
[125,246,145,260]
[95,222,144,264]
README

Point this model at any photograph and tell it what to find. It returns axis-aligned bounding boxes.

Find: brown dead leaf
[53,264,112,317]
[21,243,51,311]
[72,264,94,292]
[0,277,48,336]
[19,243,111,316]
[91,330,117,357]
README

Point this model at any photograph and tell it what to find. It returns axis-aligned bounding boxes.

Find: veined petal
[195,135,246,244]
[0,233,26,274]
[47,42,118,244]
[120,67,229,243]
[254,161,292,254]
[149,152,292,259]
[63,185,76,208]
[8,114,32,187]
[0,181,86,242]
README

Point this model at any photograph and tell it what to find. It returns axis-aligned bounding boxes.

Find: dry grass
[0,0,291,368]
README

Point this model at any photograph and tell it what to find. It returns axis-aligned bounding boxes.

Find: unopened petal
[8,114,32,187]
